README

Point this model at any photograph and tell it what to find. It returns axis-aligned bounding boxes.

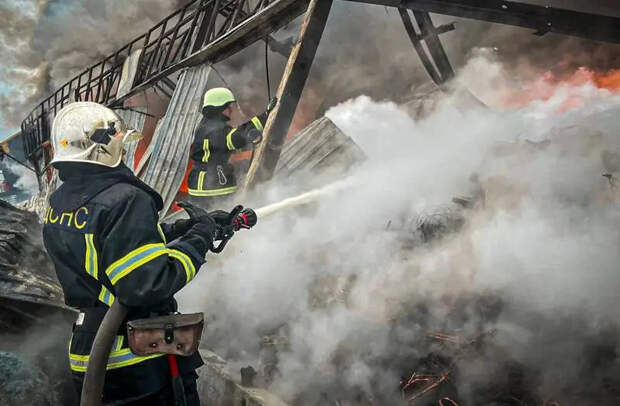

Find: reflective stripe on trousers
[68,335,164,373]
[187,185,237,197]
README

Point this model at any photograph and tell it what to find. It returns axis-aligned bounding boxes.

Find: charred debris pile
[0,200,75,406]
[229,194,620,406]
[0,199,67,322]
[1,104,619,406]
[207,120,620,405]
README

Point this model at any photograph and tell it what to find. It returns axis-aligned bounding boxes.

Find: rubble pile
[0,200,75,405]
[254,283,620,406]
[0,351,58,406]
[203,178,620,405]
[0,199,68,323]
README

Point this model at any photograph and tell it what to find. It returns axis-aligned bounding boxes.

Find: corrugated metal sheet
[142,65,211,215]
[136,119,161,179]
[275,116,365,178]
[116,106,148,172]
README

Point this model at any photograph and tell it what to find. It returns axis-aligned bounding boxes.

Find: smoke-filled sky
[180,53,620,404]
[1,0,620,141]
[0,0,184,140]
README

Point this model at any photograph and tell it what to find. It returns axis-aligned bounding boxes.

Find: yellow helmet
[50,102,140,168]
[203,87,236,109]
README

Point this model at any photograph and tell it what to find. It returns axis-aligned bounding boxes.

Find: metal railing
[20,0,275,160]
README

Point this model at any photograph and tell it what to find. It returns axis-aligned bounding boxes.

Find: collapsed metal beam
[154,83,173,99]
[412,11,454,82]
[126,0,310,104]
[399,9,454,86]
[20,0,309,164]
[348,0,620,43]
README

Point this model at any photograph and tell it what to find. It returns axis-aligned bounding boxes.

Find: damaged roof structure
[1,0,620,405]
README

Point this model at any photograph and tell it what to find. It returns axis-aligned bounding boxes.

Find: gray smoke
[3,161,38,192]
[0,0,183,131]
[3,0,618,134]
[212,0,620,134]
[179,54,620,404]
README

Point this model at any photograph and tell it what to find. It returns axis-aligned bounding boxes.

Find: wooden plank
[242,0,333,192]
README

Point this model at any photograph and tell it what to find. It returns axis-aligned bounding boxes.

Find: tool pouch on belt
[126,313,204,356]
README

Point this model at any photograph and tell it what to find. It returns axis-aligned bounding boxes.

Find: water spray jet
[255,178,355,220]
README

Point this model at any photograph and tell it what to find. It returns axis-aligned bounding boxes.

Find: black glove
[184,220,217,253]
[164,218,196,240]
[266,97,278,114]
[177,201,208,220]
[247,128,262,144]
[177,201,218,239]
[209,207,257,230]
[209,210,231,227]
[234,208,257,230]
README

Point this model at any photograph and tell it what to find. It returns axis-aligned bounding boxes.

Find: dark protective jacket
[187,112,267,197]
[42,164,210,402]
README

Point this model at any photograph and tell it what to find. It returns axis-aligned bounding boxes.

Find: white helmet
[50,102,141,168]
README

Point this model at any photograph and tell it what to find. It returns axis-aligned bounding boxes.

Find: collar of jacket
[202,113,231,123]
[50,163,164,212]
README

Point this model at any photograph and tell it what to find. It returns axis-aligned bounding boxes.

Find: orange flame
[500,68,620,113]
[593,69,620,91]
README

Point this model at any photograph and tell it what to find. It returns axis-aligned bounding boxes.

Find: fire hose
[81,301,128,406]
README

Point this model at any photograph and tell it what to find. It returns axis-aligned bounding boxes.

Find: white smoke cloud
[4,161,38,192]
[183,50,620,405]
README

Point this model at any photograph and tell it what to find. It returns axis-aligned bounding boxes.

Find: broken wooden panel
[275,116,365,179]
[142,65,211,215]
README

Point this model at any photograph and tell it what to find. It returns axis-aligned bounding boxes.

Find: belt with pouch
[76,308,204,357]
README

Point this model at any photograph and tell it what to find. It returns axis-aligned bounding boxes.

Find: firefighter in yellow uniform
[187,87,277,208]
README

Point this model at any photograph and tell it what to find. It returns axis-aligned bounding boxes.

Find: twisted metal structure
[20,0,308,174]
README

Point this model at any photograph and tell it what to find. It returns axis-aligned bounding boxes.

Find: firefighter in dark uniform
[42,102,256,405]
[187,87,277,208]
